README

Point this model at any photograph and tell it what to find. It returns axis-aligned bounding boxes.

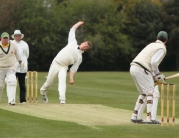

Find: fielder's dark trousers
[16,73,26,103]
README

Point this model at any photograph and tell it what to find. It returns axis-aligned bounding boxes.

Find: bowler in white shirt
[40,21,91,104]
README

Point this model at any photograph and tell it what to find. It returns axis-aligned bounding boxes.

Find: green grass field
[0,72,179,138]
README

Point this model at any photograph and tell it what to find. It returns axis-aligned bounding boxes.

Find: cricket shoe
[131,119,145,123]
[8,101,15,106]
[137,119,146,124]
[42,94,48,103]
[146,120,161,124]
[60,99,65,104]
[131,119,138,123]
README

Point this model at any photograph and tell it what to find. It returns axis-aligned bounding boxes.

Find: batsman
[130,31,168,124]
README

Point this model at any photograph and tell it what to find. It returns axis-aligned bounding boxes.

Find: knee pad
[138,94,146,104]
[147,95,153,104]
[0,79,5,89]
[5,74,17,86]
[153,86,160,98]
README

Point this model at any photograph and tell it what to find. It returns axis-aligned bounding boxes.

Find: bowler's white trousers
[40,60,68,101]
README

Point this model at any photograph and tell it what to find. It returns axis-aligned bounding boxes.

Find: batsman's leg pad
[153,85,160,98]
[0,79,5,101]
[131,94,146,120]
[151,85,159,120]
[5,74,17,86]
[146,95,153,122]
[5,74,17,103]
[137,96,147,120]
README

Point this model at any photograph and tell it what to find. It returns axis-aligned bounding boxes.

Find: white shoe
[147,120,161,124]
[131,119,145,123]
[146,116,152,122]
[131,119,138,123]
[42,95,48,103]
[9,101,15,105]
[60,99,65,104]
[131,113,137,120]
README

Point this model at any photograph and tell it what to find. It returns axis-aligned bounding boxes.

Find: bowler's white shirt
[54,28,83,73]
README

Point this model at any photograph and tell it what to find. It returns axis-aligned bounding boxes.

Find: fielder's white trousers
[0,67,17,103]
[40,60,67,101]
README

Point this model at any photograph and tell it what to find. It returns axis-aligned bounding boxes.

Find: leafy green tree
[3,0,177,71]
[162,0,179,70]
[0,0,22,33]
[55,0,134,70]
[122,0,164,55]
[0,0,57,71]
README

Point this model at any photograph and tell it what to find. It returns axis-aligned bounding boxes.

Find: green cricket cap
[1,32,9,38]
[157,31,168,39]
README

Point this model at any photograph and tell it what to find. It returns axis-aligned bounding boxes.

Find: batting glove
[154,74,166,85]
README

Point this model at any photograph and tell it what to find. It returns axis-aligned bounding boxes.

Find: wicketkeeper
[40,21,91,104]
[0,32,22,105]
[130,31,168,124]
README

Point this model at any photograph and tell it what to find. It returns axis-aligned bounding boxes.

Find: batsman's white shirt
[130,40,167,94]
[131,40,166,72]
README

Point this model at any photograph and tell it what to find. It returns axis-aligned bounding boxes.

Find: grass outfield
[0,72,179,138]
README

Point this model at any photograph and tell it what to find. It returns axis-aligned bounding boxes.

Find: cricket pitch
[0,103,178,126]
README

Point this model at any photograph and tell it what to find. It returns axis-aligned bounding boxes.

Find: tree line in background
[0,0,178,71]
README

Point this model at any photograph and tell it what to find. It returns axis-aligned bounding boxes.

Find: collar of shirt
[155,40,166,47]
[77,46,84,53]
[1,43,9,48]
[15,40,21,43]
